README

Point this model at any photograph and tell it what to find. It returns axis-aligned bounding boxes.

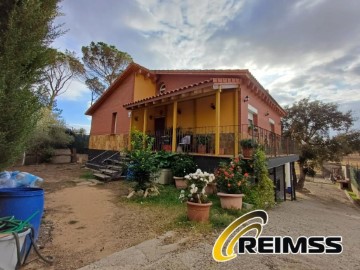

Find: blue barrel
[0,187,44,240]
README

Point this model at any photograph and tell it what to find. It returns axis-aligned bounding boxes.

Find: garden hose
[0,213,54,268]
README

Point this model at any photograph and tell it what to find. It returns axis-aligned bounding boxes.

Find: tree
[81,41,133,103]
[0,0,61,171]
[282,98,356,189]
[26,108,74,163]
[39,49,85,110]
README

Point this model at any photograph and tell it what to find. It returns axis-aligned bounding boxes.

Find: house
[85,62,299,201]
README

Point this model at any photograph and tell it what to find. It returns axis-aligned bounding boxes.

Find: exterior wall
[129,90,238,134]
[156,74,212,94]
[239,83,282,135]
[133,74,156,102]
[90,73,134,136]
[88,134,129,151]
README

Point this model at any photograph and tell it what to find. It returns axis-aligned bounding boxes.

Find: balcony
[148,124,298,158]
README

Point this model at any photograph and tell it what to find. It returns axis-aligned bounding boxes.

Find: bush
[172,154,196,177]
[127,130,159,191]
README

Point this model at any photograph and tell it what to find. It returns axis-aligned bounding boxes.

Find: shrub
[127,130,159,191]
[215,157,251,194]
[172,154,196,177]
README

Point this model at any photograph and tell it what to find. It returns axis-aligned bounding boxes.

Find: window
[159,83,166,94]
[111,112,117,134]
[247,104,258,126]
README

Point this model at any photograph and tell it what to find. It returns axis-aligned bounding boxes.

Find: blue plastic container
[0,187,44,240]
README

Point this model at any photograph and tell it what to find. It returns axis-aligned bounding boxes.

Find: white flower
[185,175,190,180]
[201,188,206,194]
[196,169,202,174]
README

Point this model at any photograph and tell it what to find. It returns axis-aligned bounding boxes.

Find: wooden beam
[215,86,221,155]
[128,112,133,151]
[172,101,178,152]
[143,108,148,143]
[234,87,239,156]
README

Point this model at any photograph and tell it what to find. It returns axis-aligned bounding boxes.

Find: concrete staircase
[86,151,129,182]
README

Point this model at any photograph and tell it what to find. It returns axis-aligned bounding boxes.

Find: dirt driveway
[14,164,180,270]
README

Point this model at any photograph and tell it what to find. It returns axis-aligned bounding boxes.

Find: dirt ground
[10,164,179,270]
[8,164,360,270]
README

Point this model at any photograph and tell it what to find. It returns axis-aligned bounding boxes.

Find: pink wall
[239,83,282,135]
[90,74,134,135]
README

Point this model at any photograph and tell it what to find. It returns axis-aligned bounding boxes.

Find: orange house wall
[239,83,282,135]
[90,74,134,135]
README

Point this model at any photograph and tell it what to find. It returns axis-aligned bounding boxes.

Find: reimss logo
[212,210,342,262]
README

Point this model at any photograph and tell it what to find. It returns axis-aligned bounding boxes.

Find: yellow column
[172,101,178,152]
[143,108,148,146]
[215,86,221,155]
[128,111,133,150]
[234,88,239,156]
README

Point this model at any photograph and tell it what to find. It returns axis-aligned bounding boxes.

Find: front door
[154,117,166,151]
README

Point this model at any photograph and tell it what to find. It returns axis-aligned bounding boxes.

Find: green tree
[81,41,133,103]
[282,98,356,189]
[0,0,61,170]
[39,49,85,110]
[26,108,74,163]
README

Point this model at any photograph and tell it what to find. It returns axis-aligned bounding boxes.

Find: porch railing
[146,125,297,157]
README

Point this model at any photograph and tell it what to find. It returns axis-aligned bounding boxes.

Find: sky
[53,0,360,133]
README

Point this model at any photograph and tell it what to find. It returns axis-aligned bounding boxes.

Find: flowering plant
[215,157,250,194]
[179,169,215,204]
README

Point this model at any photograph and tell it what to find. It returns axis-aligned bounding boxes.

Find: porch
[147,124,297,158]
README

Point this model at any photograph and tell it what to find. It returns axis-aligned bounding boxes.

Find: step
[85,162,106,170]
[101,169,119,175]
[106,165,123,171]
[93,173,111,181]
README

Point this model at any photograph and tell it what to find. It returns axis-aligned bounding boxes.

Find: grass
[80,170,95,180]
[126,184,249,232]
[347,191,360,201]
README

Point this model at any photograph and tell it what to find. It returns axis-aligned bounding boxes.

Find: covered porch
[124,79,296,158]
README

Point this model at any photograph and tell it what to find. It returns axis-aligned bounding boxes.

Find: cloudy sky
[53,0,360,132]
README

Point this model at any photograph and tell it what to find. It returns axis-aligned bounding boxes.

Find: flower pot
[242,147,253,158]
[156,169,173,185]
[162,144,172,152]
[205,182,217,195]
[174,176,187,189]
[186,201,212,222]
[217,192,244,210]
[198,144,206,154]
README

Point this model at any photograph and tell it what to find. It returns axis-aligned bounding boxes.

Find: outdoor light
[210,103,216,110]
[243,96,249,102]
[128,111,132,118]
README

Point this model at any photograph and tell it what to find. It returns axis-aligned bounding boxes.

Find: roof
[85,62,286,116]
[85,62,153,115]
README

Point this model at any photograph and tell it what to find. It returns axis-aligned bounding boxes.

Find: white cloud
[57,80,89,101]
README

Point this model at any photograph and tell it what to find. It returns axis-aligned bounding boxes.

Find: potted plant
[215,157,249,210]
[196,135,209,154]
[172,154,196,189]
[240,139,258,158]
[179,169,215,222]
[154,151,175,184]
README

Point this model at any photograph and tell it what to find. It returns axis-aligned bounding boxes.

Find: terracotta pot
[198,144,206,154]
[242,147,253,158]
[162,144,172,152]
[205,183,217,195]
[217,192,244,210]
[187,201,212,222]
[174,176,187,189]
